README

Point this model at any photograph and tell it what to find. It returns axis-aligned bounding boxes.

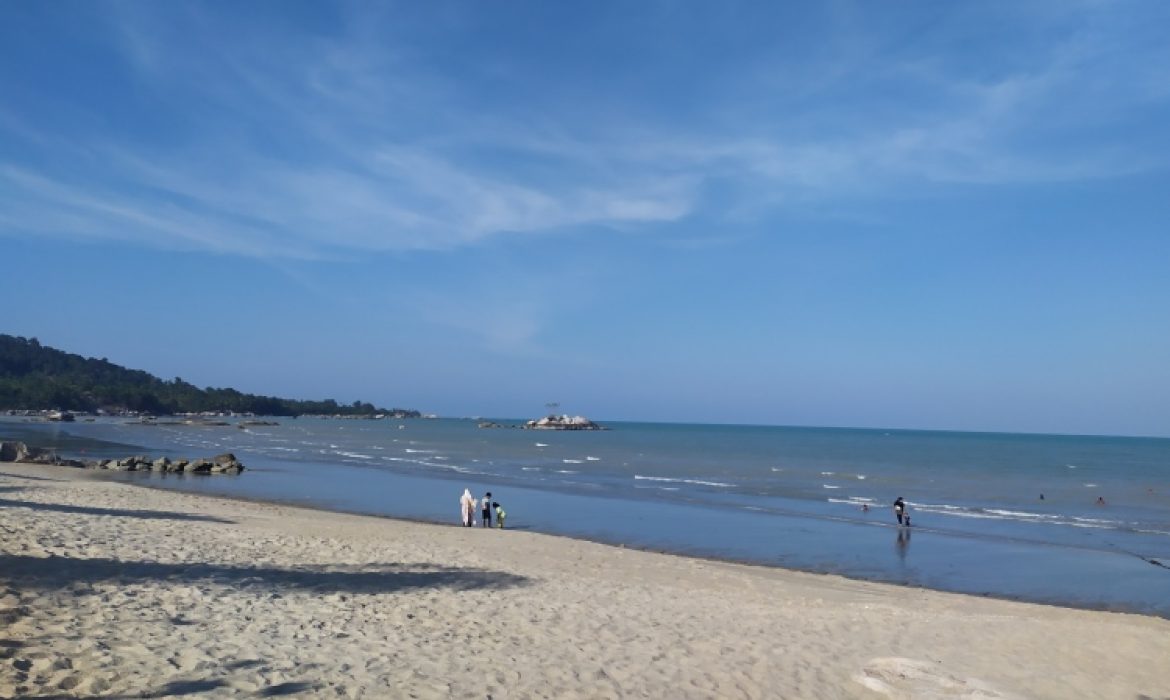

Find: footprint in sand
[854,657,1019,699]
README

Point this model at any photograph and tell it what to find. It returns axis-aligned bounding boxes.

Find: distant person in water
[481,491,493,527]
[1096,496,1106,506]
[494,502,506,529]
[460,488,475,526]
[862,504,870,513]
[893,497,907,526]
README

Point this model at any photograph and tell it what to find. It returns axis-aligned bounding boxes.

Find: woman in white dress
[460,488,476,527]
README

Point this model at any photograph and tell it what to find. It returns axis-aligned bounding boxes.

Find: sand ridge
[2,462,1168,699]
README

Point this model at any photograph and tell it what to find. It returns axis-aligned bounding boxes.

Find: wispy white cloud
[1,2,1167,258]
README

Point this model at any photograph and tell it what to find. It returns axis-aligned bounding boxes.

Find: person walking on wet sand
[481,491,493,527]
[893,496,907,526]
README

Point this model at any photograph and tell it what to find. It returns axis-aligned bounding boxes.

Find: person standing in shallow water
[893,497,907,526]
[481,492,492,527]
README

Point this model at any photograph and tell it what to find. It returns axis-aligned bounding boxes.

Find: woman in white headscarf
[460,488,476,527]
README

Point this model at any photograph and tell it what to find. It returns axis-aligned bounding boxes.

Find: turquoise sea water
[5,417,1169,616]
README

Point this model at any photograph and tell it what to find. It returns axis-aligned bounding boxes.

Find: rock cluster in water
[0,440,245,474]
[478,415,606,430]
[526,414,604,430]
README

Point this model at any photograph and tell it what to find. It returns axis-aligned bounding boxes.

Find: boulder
[186,459,212,473]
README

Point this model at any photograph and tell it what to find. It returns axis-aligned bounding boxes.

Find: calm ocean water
[5,417,1169,616]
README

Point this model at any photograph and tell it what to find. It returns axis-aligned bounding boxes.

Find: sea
[4,416,1169,618]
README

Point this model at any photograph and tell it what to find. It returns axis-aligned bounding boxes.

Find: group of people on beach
[460,488,505,528]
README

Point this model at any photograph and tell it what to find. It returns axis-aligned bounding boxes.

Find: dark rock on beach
[0,440,245,474]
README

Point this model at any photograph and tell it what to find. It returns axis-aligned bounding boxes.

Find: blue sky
[2,2,1168,436]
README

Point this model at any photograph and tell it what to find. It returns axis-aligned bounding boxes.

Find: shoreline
[19,459,1170,620]
[4,460,1170,698]
[123,477,1164,619]
[5,415,1168,620]
[105,465,1170,620]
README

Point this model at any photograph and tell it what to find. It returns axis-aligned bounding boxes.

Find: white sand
[2,462,1168,699]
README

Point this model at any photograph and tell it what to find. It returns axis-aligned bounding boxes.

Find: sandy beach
[2,462,1168,699]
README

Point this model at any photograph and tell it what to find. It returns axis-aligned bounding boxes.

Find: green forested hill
[0,334,416,417]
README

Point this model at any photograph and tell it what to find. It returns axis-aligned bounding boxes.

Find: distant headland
[0,334,418,418]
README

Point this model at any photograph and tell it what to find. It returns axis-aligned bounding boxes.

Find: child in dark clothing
[481,492,492,527]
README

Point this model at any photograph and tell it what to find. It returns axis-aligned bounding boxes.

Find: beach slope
[2,462,1168,699]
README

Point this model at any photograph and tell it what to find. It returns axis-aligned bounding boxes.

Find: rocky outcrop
[478,415,607,430]
[0,441,245,474]
[94,452,244,474]
[524,415,606,430]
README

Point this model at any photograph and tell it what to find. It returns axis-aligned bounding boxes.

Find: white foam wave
[586,456,601,461]
[822,484,840,489]
[563,459,583,464]
[821,471,835,476]
[1083,483,1098,488]
[926,510,1012,521]
[335,451,373,460]
[556,470,578,474]
[984,509,1061,521]
[535,443,549,447]
[521,467,540,471]
[912,504,1127,530]
[1070,516,1115,525]
[404,448,435,454]
[633,475,734,488]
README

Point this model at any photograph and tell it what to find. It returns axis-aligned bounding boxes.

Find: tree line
[0,334,417,417]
